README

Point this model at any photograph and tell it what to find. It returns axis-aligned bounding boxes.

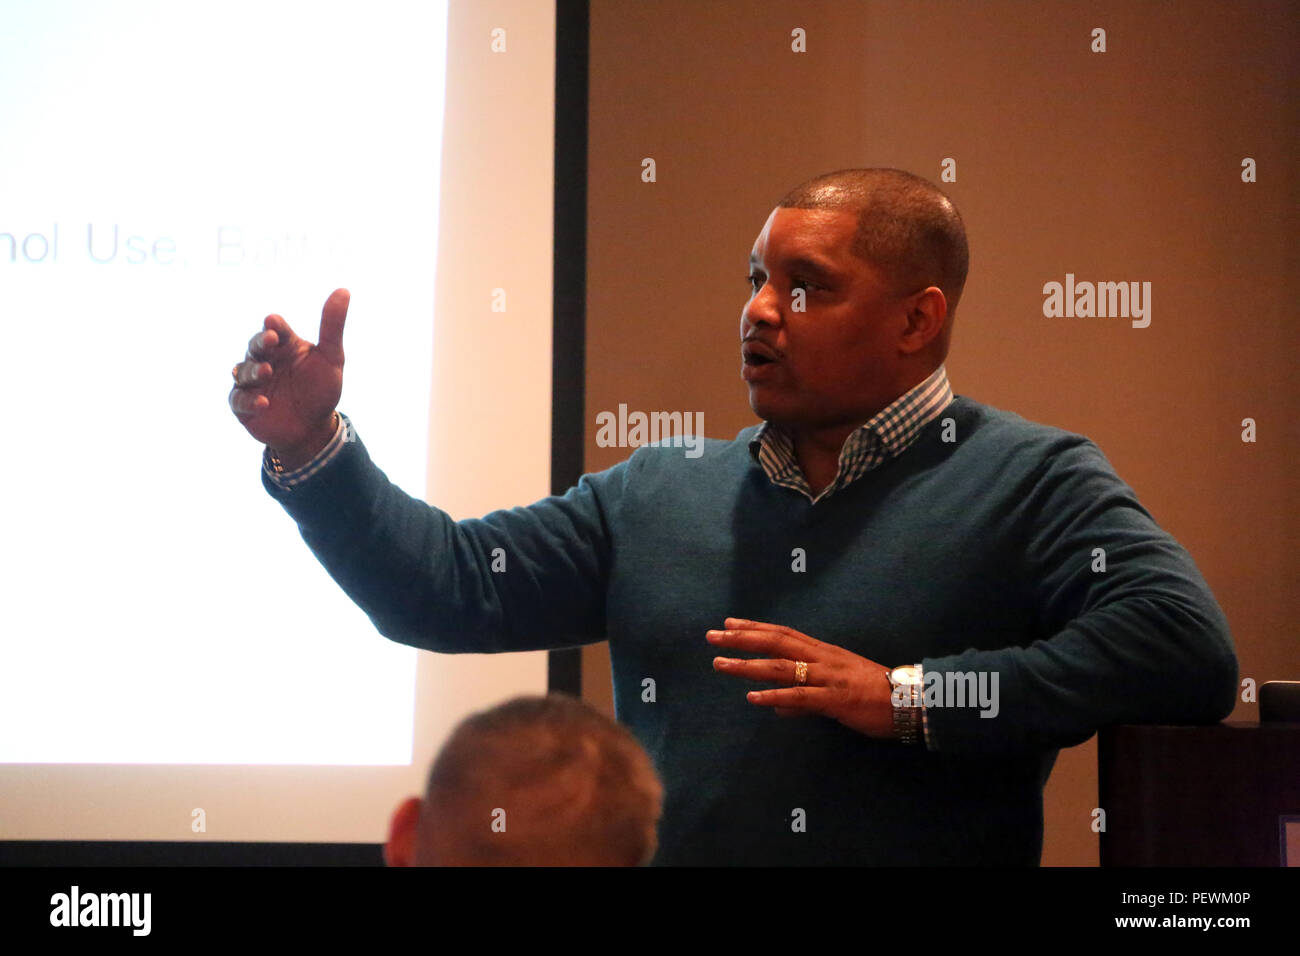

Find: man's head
[385,694,663,866]
[741,168,968,431]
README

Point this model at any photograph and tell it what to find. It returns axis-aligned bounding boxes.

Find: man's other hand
[708,618,895,738]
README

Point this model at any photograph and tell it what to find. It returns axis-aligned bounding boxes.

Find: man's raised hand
[229,288,350,466]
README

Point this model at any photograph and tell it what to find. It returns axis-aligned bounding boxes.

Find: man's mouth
[741,341,780,366]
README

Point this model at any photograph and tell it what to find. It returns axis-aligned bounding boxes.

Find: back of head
[777,167,969,323]
[417,694,663,866]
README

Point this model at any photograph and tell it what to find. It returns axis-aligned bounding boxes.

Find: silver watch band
[889,664,924,745]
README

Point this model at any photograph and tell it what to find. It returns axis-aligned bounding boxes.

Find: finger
[745,685,828,712]
[706,626,825,662]
[316,288,349,366]
[232,359,271,387]
[248,322,284,359]
[713,656,821,686]
[260,314,298,355]
[229,385,268,419]
[724,618,825,651]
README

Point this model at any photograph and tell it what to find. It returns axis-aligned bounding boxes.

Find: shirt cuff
[262,412,350,489]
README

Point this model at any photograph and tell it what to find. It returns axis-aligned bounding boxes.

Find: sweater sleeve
[920,436,1238,756]
[261,421,619,654]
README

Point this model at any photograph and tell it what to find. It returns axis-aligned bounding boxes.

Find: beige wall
[581,0,1298,865]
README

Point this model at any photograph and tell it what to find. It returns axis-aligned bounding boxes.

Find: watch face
[892,666,923,686]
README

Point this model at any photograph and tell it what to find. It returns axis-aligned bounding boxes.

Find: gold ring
[232,363,241,382]
[793,661,808,686]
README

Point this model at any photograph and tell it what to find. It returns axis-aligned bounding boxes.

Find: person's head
[741,167,968,432]
[385,694,663,866]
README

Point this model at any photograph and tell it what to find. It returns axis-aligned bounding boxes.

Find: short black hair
[777,168,969,317]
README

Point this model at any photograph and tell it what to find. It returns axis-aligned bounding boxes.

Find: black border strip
[546,0,590,699]
[0,841,382,867]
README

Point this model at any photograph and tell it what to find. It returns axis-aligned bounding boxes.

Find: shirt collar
[747,364,954,497]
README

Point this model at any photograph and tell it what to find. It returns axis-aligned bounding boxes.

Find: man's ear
[898,286,948,355]
[384,796,423,866]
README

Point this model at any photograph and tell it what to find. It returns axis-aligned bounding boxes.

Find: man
[384,694,662,867]
[229,168,1237,865]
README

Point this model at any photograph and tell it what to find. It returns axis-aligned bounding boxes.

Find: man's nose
[742,283,782,328]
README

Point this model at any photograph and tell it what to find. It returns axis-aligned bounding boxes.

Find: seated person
[385,694,663,866]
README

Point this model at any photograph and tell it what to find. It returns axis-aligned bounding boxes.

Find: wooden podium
[1098,721,1300,866]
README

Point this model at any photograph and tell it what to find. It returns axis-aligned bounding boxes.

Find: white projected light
[0,1,448,765]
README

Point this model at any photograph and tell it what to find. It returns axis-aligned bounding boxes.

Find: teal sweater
[263,395,1238,865]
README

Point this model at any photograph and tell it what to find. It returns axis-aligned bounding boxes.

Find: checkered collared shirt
[747,363,954,503]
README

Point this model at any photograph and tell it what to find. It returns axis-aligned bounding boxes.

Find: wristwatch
[888,664,924,745]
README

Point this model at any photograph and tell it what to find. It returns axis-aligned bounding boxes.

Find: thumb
[317,287,349,366]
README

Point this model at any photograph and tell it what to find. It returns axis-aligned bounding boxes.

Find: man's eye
[745,274,818,293]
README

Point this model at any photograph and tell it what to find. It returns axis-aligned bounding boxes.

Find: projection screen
[0,0,557,845]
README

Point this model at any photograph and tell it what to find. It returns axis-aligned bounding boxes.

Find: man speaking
[228,168,1237,865]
